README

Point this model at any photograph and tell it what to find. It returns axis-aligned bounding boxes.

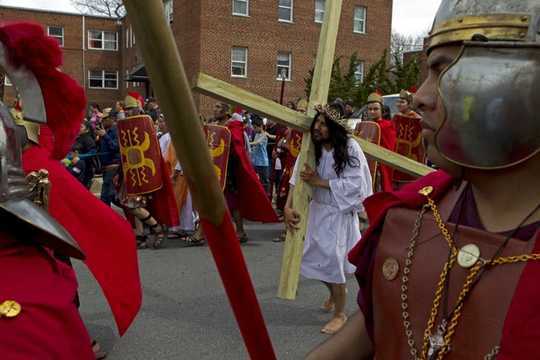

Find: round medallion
[382,257,400,281]
[0,300,21,318]
[457,244,481,268]
[418,186,434,196]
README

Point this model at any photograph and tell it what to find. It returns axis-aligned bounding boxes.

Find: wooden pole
[123,1,276,358]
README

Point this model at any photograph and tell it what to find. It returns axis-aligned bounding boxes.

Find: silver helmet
[0,41,83,259]
[427,0,540,169]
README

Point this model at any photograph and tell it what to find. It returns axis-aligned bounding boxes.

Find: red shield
[117,115,163,195]
[205,124,231,191]
[354,121,381,186]
[392,114,425,182]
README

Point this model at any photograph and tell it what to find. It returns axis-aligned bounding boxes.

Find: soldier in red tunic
[307,1,540,359]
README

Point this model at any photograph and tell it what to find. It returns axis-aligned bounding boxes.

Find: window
[47,26,64,47]
[315,0,325,23]
[354,7,367,34]
[231,47,248,78]
[354,62,365,84]
[233,0,249,16]
[88,30,118,51]
[3,75,12,86]
[88,70,119,89]
[277,52,292,80]
[164,0,174,23]
[278,0,293,22]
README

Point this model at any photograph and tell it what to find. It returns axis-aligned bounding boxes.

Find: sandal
[92,340,107,360]
[238,232,249,244]
[185,235,205,247]
[149,223,166,249]
[136,235,147,249]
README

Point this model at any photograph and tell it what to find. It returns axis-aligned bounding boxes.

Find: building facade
[1,0,393,116]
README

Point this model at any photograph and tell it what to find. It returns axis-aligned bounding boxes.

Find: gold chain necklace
[400,186,540,360]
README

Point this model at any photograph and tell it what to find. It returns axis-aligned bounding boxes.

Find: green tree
[304,49,420,108]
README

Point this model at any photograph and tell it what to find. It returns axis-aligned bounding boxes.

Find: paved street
[75,222,359,360]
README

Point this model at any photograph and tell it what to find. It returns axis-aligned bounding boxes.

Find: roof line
[0,4,119,20]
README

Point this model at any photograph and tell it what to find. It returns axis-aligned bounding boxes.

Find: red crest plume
[0,22,86,159]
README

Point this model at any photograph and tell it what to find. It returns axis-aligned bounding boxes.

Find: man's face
[312,114,330,143]
[414,45,462,174]
[345,104,353,115]
[213,103,227,119]
[254,124,263,133]
[367,102,382,121]
[396,98,410,113]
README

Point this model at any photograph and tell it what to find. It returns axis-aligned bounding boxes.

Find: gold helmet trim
[428,14,530,53]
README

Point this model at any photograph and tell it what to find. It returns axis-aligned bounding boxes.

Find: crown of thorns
[314,104,350,131]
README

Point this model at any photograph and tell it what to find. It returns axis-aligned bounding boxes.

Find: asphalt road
[75,222,360,360]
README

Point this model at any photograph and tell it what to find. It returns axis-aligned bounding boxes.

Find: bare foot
[321,314,348,335]
[320,298,335,313]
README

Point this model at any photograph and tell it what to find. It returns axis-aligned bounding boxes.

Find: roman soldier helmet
[0,22,84,258]
[427,0,540,169]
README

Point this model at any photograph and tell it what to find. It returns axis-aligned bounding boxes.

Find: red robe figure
[0,22,138,359]
[306,1,540,358]
[392,89,424,187]
[117,92,179,249]
[359,92,397,192]
[210,102,278,242]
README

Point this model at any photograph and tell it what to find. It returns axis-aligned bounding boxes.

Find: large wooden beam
[194,74,433,177]
[195,73,311,131]
[277,0,344,300]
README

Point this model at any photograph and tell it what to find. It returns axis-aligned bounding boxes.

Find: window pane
[277,53,290,65]
[354,7,366,32]
[232,63,245,76]
[354,63,364,83]
[279,0,291,6]
[279,7,291,21]
[104,32,116,41]
[89,30,102,40]
[233,0,248,15]
[89,70,102,78]
[232,48,246,62]
[104,41,117,50]
[354,7,365,19]
[48,26,63,36]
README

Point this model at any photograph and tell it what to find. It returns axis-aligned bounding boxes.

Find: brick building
[1,0,393,116]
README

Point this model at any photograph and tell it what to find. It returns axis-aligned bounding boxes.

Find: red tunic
[227,120,278,222]
[0,236,94,359]
[349,171,540,358]
[376,119,397,192]
[23,145,142,336]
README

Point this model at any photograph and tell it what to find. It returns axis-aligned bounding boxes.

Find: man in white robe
[285,103,373,335]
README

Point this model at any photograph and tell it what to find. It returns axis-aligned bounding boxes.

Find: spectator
[72,121,97,189]
[114,101,126,120]
[249,115,270,198]
[96,108,120,206]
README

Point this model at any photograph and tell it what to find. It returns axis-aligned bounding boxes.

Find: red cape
[227,121,278,223]
[349,171,540,359]
[147,156,180,227]
[23,145,142,336]
[376,119,397,192]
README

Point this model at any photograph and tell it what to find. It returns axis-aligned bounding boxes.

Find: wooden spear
[123,1,276,358]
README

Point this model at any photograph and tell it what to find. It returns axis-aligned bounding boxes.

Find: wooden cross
[194,0,433,300]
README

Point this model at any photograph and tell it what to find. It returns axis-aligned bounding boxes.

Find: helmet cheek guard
[427,0,540,169]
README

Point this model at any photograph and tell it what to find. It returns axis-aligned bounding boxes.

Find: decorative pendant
[428,321,447,360]
[457,244,481,268]
[382,257,400,281]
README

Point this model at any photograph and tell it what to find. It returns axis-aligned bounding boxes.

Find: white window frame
[47,26,64,47]
[276,52,292,81]
[278,0,294,23]
[354,61,365,84]
[232,0,249,16]
[88,70,119,89]
[353,6,367,34]
[314,0,325,23]
[231,47,248,78]
[3,75,12,86]
[88,30,118,51]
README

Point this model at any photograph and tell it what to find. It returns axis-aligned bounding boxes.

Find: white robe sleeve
[289,156,301,186]
[329,139,373,213]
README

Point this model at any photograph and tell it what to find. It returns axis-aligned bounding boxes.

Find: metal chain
[399,188,536,360]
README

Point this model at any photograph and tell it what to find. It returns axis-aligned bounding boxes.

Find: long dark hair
[311,103,360,177]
